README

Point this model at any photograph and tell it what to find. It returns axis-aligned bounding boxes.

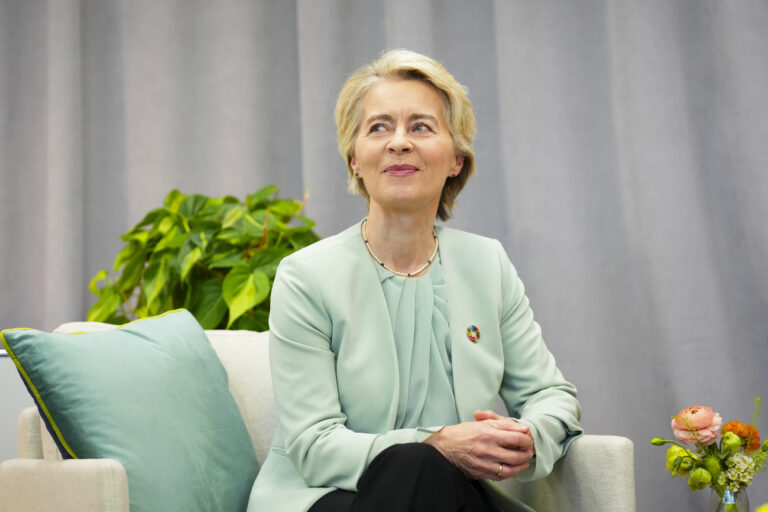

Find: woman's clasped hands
[424,410,535,481]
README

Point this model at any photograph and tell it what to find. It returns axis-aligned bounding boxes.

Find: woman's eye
[369,123,387,133]
[412,123,431,132]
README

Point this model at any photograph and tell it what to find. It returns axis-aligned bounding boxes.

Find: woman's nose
[387,128,413,154]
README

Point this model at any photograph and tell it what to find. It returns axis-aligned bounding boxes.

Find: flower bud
[679,457,695,476]
[666,446,686,472]
[702,455,722,483]
[722,431,742,454]
[650,437,666,446]
[688,468,711,491]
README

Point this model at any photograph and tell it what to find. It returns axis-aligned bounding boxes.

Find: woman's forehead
[360,80,447,120]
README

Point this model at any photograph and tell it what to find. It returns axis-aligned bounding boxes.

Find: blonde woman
[247,49,582,512]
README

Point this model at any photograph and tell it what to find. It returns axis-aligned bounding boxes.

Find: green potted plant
[88,186,320,331]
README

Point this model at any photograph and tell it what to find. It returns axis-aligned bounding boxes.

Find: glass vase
[709,488,750,512]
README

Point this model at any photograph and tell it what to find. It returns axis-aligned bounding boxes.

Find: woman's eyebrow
[408,113,439,124]
[363,113,439,124]
[363,114,394,125]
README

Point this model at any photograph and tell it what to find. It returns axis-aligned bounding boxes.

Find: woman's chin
[370,194,440,216]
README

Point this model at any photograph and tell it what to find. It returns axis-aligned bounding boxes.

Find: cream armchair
[0,323,636,511]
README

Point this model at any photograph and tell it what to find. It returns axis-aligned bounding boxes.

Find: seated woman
[247,49,582,512]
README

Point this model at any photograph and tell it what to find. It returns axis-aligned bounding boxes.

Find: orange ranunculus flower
[722,420,761,454]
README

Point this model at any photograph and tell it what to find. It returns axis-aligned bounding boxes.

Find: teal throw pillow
[1,309,259,512]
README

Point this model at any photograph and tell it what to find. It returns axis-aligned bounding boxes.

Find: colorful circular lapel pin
[466,325,480,343]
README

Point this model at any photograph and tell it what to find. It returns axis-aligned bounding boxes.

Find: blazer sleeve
[268,255,437,490]
[494,242,584,481]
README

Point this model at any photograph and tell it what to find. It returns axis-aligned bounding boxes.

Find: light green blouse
[375,253,460,429]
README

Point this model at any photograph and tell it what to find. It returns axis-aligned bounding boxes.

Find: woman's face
[351,80,463,216]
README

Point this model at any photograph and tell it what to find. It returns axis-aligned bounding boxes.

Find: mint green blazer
[246,223,583,512]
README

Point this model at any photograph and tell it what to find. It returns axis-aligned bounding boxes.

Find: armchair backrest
[205,330,276,462]
[51,322,276,463]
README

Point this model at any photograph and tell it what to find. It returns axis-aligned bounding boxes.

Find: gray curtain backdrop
[1,1,767,510]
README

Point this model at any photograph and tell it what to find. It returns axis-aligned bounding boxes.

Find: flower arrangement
[651,398,767,511]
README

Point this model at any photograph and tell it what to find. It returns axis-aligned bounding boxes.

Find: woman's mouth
[383,164,419,176]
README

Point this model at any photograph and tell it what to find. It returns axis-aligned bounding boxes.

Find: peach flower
[722,420,762,454]
[671,406,722,446]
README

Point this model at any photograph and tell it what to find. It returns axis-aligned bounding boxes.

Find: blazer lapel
[437,227,506,422]
[331,223,401,431]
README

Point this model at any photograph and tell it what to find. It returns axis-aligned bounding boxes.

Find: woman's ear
[453,154,464,176]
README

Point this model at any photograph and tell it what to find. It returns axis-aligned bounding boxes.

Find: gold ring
[497,464,504,478]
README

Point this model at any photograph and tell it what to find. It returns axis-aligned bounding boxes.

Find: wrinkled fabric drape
[1,1,766,510]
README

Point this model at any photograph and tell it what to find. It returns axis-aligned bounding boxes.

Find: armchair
[0,323,635,511]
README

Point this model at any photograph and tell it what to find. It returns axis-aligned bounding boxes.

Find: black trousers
[308,443,499,512]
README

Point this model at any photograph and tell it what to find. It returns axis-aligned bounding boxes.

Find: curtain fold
[1,1,766,510]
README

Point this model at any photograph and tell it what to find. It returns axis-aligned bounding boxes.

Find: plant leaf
[87,186,319,329]
[248,247,291,278]
[113,242,138,271]
[120,230,151,244]
[217,228,255,246]
[270,199,302,218]
[289,230,321,249]
[178,194,208,219]
[157,215,177,235]
[232,309,269,332]
[88,270,109,296]
[222,268,270,327]
[250,271,271,307]
[86,287,121,322]
[154,227,187,251]
[141,254,172,314]
[178,246,203,281]
[246,185,278,210]
[242,212,266,237]
[117,247,149,293]
[187,278,228,329]
[209,253,246,269]
[222,204,247,229]
[164,189,186,212]
[128,208,166,233]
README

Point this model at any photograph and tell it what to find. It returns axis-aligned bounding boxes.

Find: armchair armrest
[17,407,42,459]
[497,435,636,512]
[0,458,129,512]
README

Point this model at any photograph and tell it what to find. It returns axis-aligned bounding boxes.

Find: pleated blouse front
[375,253,460,429]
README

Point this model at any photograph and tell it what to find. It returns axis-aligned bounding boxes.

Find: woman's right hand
[423,410,535,481]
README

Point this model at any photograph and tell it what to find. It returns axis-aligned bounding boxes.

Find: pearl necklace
[361,218,439,278]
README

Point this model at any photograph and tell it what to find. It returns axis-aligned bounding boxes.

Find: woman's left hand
[423,410,536,481]
[472,410,535,453]
[472,410,536,479]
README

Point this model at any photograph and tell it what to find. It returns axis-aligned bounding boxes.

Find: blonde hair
[335,49,476,221]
